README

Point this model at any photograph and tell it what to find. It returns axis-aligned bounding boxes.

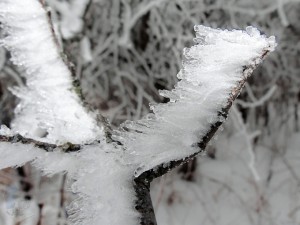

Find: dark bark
[134,177,157,225]
[0,134,82,152]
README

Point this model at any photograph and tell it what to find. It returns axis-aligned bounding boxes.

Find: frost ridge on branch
[114,25,276,177]
[0,0,103,144]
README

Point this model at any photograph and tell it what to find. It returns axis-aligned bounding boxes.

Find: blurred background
[0,0,300,224]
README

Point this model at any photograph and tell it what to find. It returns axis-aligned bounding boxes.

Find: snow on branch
[0,125,82,173]
[115,26,276,178]
[0,0,103,144]
[0,133,81,153]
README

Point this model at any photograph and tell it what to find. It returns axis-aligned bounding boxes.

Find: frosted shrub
[0,0,276,225]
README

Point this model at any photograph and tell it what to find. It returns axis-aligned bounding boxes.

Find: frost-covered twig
[277,0,290,26]
[0,134,81,153]
[115,26,276,179]
[236,85,277,108]
[231,105,260,181]
[47,0,91,39]
[117,26,276,224]
[119,0,165,47]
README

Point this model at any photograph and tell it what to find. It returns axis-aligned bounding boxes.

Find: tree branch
[0,134,81,153]
[133,47,275,224]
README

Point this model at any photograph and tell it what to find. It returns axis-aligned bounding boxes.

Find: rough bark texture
[134,177,157,225]
[0,134,82,152]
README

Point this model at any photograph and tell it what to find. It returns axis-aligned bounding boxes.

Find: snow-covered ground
[152,127,300,225]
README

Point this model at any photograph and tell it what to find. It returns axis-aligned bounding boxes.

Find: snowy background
[0,0,300,225]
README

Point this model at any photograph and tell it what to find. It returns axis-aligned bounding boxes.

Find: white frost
[0,142,43,170]
[67,144,139,225]
[114,25,276,177]
[0,0,103,144]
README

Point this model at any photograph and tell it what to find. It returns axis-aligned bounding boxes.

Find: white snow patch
[152,132,300,225]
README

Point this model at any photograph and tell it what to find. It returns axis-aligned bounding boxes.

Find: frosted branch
[120,26,277,224]
[119,0,165,47]
[115,26,276,179]
[0,0,104,144]
[236,85,277,108]
[231,105,260,181]
[47,0,91,39]
[0,134,81,153]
